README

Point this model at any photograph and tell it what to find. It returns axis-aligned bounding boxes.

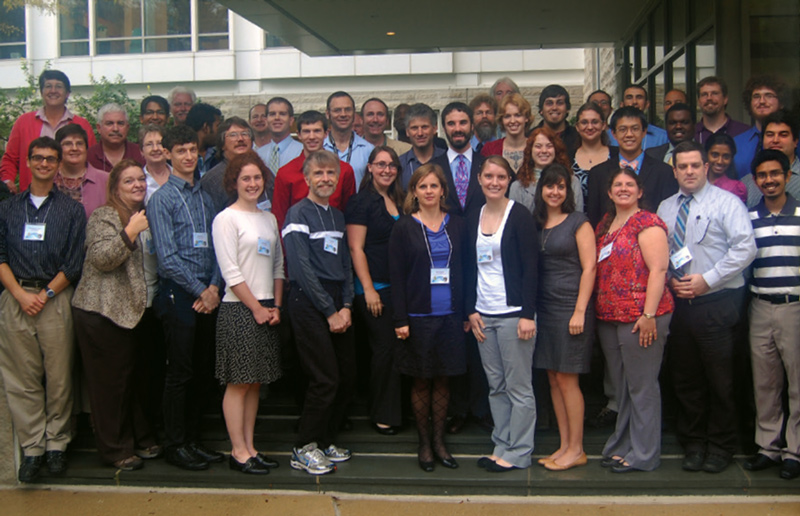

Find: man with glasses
[607,85,669,150]
[468,94,498,153]
[734,75,799,178]
[694,77,750,144]
[140,95,170,127]
[1,70,96,194]
[0,137,86,482]
[200,117,269,214]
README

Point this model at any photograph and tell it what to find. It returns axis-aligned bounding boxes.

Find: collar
[619,150,645,173]
[680,180,711,204]
[755,193,799,218]
[167,173,199,192]
[447,147,473,165]
[273,135,293,152]
[35,107,73,125]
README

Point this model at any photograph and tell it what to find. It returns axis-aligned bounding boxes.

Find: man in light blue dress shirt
[323,91,373,190]
[657,141,756,474]
[256,97,303,174]
[607,85,668,150]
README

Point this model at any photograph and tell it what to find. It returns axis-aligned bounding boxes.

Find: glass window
[265,32,289,49]
[143,0,190,52]
[0,4,26,59]
[669,0,686,50]
[95,0,142,54]
[60,0,90,56]
[197,0,228,50]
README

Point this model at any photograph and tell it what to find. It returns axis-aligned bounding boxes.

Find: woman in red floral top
[594,167,674,473]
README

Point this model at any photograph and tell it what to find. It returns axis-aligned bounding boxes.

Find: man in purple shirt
[694,76,750,145]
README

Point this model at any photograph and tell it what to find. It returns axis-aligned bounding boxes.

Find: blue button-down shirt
[256,136,304,172]
[399,146,446,188]
[147,174,221,297]
[657,180,756,293]
[324,132,374,191]
[608,124,669,150]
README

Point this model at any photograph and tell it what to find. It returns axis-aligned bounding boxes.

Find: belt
[18,279,48,290]
[675,288,737,306]
[753,293,800,305]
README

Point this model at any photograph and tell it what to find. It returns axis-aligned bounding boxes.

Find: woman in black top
[346,146,405,435]
[389,163,469,472]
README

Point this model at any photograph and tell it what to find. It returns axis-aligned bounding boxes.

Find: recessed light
[386,31,396,36]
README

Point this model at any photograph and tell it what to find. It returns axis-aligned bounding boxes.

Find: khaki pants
[0,287,75,456]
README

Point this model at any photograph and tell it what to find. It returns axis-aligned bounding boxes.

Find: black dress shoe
[419,459,434,472]
[743,453,780,471]
[484,461,517,473]
[435,453,459,469]
[477,457,495,469]
[780,459,800,480]
[372,423,398,436]
[165,445,209,471]
[682,451,705,472]
[187,442,224,463]
[229,455,269,475]
[255,453,279,469]
[18,455,43,483]
[446,415,467,434]
[45,450,67,475]
[702,453,731,473]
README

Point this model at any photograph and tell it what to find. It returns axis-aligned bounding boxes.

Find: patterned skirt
[215,300,283,385]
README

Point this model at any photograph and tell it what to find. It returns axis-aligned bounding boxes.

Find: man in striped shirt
[744,149,800,480]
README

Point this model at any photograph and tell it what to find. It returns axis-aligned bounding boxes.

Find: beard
[475,123,496,143]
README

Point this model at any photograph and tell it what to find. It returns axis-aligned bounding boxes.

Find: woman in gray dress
[532,164,596,471]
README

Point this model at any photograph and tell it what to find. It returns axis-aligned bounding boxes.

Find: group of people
[0,69,798,484]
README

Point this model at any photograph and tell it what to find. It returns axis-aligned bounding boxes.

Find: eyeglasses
[752,92,778,102]
[30,155,59,164]
[371,161,398,171]
[144,109,166,116]
[142,141,163,149]
[225,131,252,140]
[755,170,786,181]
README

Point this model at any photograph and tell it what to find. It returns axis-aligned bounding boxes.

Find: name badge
[23,223,46,241]
[257,199,272,212]
[477,245,493,264]
[430,267,450,284]
[670,246,693,270]
[324,235,338,255]
[193,232,209,248]
[257,237,271,256]
[598,242,613,262]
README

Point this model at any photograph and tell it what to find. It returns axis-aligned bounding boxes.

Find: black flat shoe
[477,457,494,469]
[601,456,624,468]
[187,442,224,463]
[372,423,398,436]
[435,453,459,469]
[780,459,800,480]
[419,459,434,472]
[229,455,269,475]
[485,461,517,473]
[743,453,780,471]
[255,453,279,469]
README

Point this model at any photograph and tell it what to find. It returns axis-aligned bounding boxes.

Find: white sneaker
[290,442,335,475]
[323,444,352,462]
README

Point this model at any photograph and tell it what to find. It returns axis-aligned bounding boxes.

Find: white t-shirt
[475,201,522,315]
[212,207,285,303]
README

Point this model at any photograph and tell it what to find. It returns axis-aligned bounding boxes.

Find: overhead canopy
[221,0,646,56]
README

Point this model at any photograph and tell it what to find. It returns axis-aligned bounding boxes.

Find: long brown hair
[597,167,644,236]
[516,126,572,188]
[362,145,406,212]
[105,159,144,226]
[403,163,449,214]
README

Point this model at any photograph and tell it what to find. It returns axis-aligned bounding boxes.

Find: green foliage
[0,60,141,162]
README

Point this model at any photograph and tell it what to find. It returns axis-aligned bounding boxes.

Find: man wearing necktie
[430,102,491,434]
[256,97,303,176]
[587,106,678,227]
[657,141,756,474]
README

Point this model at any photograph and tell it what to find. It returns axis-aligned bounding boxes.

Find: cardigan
[388,212,469,327]
[71,206,147,329]
[464,201,538,319]
[0,110,96,192]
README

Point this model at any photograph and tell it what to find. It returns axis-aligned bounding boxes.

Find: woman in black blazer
[389,163,469,473]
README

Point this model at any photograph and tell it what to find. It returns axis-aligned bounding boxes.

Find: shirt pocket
[692,217,710,244]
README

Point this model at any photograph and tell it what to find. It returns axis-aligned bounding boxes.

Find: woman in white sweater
[211,151,284,475]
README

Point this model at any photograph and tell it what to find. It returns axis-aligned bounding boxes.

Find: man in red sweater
[272,110,356,229]
[1,70,96,194]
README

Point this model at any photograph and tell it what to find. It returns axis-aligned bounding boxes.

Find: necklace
[541,227,553,251]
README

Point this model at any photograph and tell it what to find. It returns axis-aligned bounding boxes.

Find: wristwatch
[45,287,56,298]
[642,312,655,319]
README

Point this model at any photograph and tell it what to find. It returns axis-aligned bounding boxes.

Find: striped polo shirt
[749,194,800,295]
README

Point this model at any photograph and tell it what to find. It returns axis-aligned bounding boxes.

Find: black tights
[411,376,452,462]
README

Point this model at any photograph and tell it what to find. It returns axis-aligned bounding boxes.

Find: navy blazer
[586,152,679,227]
[430,151,487,221]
